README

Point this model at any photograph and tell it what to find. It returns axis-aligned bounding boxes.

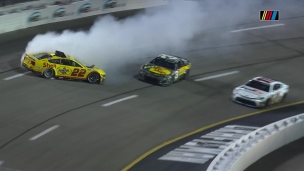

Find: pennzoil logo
[57,66,72,75]
[103,0,126,10]
[154,66,165,74]
[53,7,74,18]
[28,12,48,22]
[260,11,279,20]
[78,3,100,14]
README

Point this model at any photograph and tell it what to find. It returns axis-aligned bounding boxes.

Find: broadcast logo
[260,11,279,21]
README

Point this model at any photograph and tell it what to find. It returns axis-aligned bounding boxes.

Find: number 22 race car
[232,76,289,108]
[138,54,191,86]
[21,51,106,84]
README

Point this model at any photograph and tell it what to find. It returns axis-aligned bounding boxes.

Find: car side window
[273,84,281,91]
[72,61,82,68]
[61,59,70,66]
[48,59,60,64]
[61,59,82,67]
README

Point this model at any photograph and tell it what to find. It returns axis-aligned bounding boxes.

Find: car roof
[252,76,281,85]
[157,54,183,63]
[51,56,74,60]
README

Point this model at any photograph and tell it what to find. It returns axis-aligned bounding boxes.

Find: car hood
[142,64,171,75]
[236,86,266,99]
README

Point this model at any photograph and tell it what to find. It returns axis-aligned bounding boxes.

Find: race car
[21,51,106,84]
[232,76,289,108]
[138,54,191,86]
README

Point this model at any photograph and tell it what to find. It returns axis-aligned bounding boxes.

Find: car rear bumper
[22,62,33,70]
[22,62,42,75]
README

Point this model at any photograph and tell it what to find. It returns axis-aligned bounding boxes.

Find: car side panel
[70,67,89,79]
[55,64,74,77]
[178,64,191,77]
[35,60,56,75]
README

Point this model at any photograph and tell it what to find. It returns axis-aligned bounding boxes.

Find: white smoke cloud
[25,0,274,83]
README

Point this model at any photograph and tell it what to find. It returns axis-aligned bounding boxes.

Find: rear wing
[24,54,38,61]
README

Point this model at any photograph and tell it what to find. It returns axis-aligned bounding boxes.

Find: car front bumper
[138,71,170,85]
[232,94,266,108]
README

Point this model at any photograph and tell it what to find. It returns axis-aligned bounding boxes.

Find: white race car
[232,77,289,108]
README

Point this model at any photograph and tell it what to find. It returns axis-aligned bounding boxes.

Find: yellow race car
[138,54,191,86]
[21,51,106,84]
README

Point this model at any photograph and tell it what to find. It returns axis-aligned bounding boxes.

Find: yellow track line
[122,100,304,171]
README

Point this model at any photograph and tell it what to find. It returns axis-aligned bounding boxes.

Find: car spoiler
[24,54,38,61]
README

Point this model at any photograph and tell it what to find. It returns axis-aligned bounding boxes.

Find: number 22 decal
[71,68,86,77]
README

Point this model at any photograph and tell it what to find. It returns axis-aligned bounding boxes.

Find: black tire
[162,77,174,87]
[280,93,287,103]
[264,99,272,108]
[43,68,54,79]
[87,73,100,84]
[183,70,190,80]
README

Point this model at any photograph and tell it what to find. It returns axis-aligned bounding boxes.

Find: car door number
[71,68,86,77]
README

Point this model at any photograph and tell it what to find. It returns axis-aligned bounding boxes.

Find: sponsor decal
[28,12,48,23]
[260,10,279,20]
[53,7,74,19]
[253,89,263,94]
[57,66,71,75]
[78,3,100,14]
[43,62,56,68]
[158,125,259,164]
[103,0,126,10]
[154,66,166,74]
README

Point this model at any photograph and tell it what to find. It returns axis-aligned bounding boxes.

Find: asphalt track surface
[128,103,304,171]
[0,1,304,171]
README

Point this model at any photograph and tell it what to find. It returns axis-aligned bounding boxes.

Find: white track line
[0,160,3,165]
[231,23,285,33]
[29,125,59,141]
[195,71,239,82]
[102,95,138,107]
[3,71,31,81]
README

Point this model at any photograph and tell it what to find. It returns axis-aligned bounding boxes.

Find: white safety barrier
[0,0,168,34]
[207,113,304,171]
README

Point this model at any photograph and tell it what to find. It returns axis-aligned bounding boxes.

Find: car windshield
[80,61,94,68]
[245,80,270,92]
[150,57,175,70]
[71,59,87,67]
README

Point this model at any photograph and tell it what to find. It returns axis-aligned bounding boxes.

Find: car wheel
[183,70,190,80]
[43,68,54,79]
[87,73,100,84]
[280,93,287,103]
[163,77,174,87]
[264,99,272,108]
